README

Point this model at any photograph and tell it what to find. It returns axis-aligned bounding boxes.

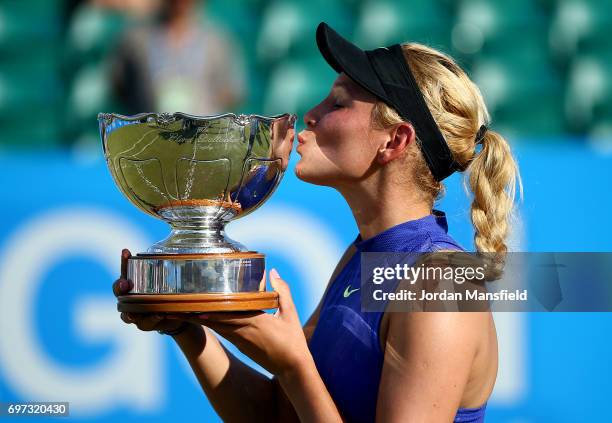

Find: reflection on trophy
[98,112,296,312]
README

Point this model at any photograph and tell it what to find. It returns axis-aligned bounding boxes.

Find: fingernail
[270,268,280,279]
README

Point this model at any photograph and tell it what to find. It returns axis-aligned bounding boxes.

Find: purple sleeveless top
[308,210,487,422]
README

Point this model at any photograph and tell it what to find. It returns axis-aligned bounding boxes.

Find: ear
[376,122,415,165]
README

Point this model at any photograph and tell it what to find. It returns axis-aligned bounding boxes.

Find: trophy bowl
[99,111,296,312]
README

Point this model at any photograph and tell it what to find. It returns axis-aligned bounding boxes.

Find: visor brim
[316,22,387,101]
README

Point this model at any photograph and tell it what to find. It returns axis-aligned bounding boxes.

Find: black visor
[316,22,459,182]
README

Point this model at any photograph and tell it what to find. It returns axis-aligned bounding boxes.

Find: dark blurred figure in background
[109,0,245,115]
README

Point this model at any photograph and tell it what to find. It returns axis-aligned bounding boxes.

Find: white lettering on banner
[0,208,160,416]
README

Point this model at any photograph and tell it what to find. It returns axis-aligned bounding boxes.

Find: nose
[303,107,317,129]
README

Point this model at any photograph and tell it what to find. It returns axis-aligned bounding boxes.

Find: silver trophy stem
[148,220,247,254]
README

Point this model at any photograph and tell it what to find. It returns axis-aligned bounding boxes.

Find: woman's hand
[112,248,191,334]
[168,269,312,377]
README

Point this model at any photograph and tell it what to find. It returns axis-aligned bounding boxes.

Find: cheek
[314,113,374,175]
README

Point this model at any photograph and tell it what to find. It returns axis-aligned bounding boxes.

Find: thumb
[120,249,132,279]
[269,268,297,320]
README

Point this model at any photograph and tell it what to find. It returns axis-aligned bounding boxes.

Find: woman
[113,22,520,422]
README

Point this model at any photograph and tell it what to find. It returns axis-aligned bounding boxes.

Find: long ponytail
[371,42,523,277]
[468,129,522,278]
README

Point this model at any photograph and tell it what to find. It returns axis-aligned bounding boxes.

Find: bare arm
[116,247,277,423]
[270,299,325,423]
[172,295,327,423]
[173,243,357,422]
[273,243,357,422]
[375,311,481,422]
[172,324,277,422]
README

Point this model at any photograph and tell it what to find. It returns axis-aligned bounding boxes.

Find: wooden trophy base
[117,291,279,313]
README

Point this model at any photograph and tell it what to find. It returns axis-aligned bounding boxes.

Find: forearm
[278,353,343,423]
[173,324,277,422]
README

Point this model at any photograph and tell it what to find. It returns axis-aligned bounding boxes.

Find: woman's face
[295,73,387,187]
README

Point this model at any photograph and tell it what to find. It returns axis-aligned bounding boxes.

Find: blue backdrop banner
[0,141,611,422]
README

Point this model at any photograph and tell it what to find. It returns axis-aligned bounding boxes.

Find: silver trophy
[99,112,296,312]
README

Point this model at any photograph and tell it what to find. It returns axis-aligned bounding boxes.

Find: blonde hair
[371,43,522,277]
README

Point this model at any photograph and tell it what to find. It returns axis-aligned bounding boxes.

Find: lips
[297,133,306,144]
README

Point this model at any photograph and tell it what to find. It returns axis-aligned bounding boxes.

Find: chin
[294,163,335,187]
[294,162,311,182]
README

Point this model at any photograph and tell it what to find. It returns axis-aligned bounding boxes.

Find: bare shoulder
[388,311,491,343]
[378,249,499,407]
[384,312,486,362]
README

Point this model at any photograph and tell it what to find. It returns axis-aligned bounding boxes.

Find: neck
[336,174,432,241]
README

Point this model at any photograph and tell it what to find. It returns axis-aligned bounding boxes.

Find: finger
[259,270,267,291]
[134,314,164,331]
[167,311,265,326]
[121,249,131,279]
[204,311,263,321]
[165,313,211,327]
[164,314,200,325]
[196,320,248,340]
[120,312,134,324]
[113,278,133,297]
[269,268,297,320]
[165,314,221,331]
